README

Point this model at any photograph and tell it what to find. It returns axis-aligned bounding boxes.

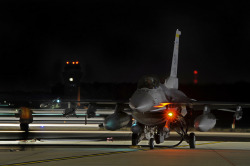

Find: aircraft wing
[160,101,250,120]
[40,99,129,109]
[186,101,250,121]
[72,100,131,117]
[189,101,250,111]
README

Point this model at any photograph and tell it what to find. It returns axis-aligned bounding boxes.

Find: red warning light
[168,112,173,117]
[193,70,198,84]
[165,109,176,121]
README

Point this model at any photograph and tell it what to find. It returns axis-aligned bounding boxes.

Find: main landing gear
[131,116,196,149]
[188,132,196,149]
[171,114,196,149]
[149,138,154,149]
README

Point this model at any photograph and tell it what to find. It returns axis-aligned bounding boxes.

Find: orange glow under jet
[154,103,171,108]
[164,109,177,121]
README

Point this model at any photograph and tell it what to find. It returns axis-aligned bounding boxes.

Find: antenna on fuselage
[165,29,181,89]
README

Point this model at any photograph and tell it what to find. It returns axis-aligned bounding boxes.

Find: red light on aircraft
[168,112,173,117]
[167,110,175,118]
[164,109,177,121]
[194,70,198,75]
[154,103,171,108]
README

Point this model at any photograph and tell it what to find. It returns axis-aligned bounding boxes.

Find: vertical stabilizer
[165,29,181,89]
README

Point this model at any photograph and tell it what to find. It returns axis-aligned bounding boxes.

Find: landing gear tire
[149,138,154,149]
[189,132,196,149]
[132,133,139,146]
[155,134,160,144]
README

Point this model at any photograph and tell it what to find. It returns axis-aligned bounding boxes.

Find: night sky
[1,1,250,92]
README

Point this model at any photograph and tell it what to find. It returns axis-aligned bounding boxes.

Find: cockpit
[137,76,160,89]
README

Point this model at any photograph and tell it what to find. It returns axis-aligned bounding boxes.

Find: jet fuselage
[129,80,189,126]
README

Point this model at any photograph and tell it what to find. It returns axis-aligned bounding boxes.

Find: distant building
[63,61,82,99]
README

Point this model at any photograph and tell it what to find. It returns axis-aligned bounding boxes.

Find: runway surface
[0,131,250,166]
[0,141,250,166]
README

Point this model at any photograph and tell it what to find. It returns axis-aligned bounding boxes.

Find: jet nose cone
[129,91,154,112]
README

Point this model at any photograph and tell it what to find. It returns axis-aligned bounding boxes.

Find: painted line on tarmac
[178,141,224,148]
[0,150,135,166]
[151,141,224,149]
[0,141,223,166]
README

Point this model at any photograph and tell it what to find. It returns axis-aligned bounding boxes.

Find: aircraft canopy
[137,76,160,89]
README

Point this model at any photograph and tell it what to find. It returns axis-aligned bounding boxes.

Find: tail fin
[165,29,181,89]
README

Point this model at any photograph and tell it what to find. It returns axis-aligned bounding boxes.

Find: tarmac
[0,132,250,166]
[0,119,249,166]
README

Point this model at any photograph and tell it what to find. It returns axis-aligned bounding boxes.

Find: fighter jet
[98,29,250,149]
[31,29,248,149]
[4,29,246,148]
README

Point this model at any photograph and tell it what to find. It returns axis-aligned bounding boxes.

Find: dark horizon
[1,1,250,92]
[1,81,250,102]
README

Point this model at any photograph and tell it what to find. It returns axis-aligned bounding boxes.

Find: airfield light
[69,78,73,82]
[76,61,79,64]
[193,70,198,84]
[72,62,75,64]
